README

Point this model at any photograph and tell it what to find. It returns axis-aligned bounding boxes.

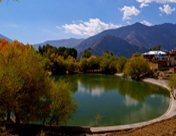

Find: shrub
[124,55,150,80]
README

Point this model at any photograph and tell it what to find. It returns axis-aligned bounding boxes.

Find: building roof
[143,50,167,55]
[169,51,176,55]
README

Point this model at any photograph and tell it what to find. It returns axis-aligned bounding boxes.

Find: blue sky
[0,0,176,44]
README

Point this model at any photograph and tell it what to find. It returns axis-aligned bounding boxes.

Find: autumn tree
[65,56,78,74]
[0,39,75,125]
[87,56,100,71]
[124,55,150,80]
[79,58,89,73]
[116,57,127,73]
[38,45,78,74]
[100,52,118,74]
[79,55,100,73]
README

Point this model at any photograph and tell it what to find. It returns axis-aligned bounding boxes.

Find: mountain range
[35,38,84,48]
[0,34,12,42]
[76,22,176,57]
[1,22,176,57]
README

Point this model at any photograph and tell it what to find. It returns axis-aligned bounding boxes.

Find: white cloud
[120,6,140,20]
[159,4,175,14]
[136,0,176,8]
[61,18,120,36]
[140,20,153,26]
[136,0,150,8]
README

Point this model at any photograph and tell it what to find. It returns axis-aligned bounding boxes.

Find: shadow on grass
[4,123,92,136]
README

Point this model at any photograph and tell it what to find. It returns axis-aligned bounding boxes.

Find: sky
[0,0,176,44]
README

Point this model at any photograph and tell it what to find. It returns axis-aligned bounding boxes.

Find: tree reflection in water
[59,74,170,126]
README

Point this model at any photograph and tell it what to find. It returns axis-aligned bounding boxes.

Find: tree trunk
[15,113,20,124]
[42,118,46,125]
[6,111,11,122]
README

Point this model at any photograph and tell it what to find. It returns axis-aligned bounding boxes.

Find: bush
[100,52,118,74]
[116,57,127,73]
[124,55,150,80]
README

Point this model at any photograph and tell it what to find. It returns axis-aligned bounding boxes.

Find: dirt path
[107,116,176,136]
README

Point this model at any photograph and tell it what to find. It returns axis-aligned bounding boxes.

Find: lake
[58,74,170,127]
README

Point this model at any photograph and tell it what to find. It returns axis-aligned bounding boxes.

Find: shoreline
[3,76,176,135]
[88,77,176,135]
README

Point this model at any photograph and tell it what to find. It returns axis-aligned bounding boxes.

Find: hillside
[0,34,12,42]
[86,35,145,57]
[106,22,176,49]
[35,38,84,49]
[76,23,176,57]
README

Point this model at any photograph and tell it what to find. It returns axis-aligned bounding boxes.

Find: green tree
[116,57,127,73]
[82,49,91,58]
[38,45,77,74]
[124,55,150,80]
[0,39,75,125]
[87,56,100,71]
[100,52,118,74]
[46,80,76,125]
[65,56,78,74]
[79,58,89,73]
[38,44,58,58]
[57,47,77,59]
[79,56,100,73]
[53,55,66,74]
[100,52,112,73]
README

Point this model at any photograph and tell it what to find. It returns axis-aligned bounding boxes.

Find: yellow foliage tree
[124,55,150,80]
[0,39,75,125]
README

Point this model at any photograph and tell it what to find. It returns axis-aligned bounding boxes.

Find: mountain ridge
[34,38,84,49]
[76,22,176,57]
[0,34,12,42]
[1,22,176,58]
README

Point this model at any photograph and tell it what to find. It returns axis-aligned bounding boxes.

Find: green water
[59,74,170,127]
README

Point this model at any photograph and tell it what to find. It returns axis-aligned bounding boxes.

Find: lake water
[59,74,170,127]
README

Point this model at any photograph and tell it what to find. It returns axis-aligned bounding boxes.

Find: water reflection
[124,95,138,106]
[66,74,169,102]
[77,80,105,97]
[59,74,170,126]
